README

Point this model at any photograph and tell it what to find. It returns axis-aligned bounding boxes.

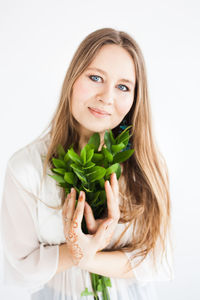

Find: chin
[88,126,107,133]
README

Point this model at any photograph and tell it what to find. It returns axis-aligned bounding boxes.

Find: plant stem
[101,276,110,300]
[90,273,99,300]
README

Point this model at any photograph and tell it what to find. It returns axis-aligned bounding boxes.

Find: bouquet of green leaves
[48,125,134,300]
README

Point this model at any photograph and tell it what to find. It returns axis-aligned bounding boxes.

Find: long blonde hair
[39,27,172,272]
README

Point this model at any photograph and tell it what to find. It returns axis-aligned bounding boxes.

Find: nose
[97,83,114,105]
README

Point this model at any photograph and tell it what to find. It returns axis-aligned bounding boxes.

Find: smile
[88,107,111,118]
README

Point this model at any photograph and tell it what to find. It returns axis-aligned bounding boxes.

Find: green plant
[48,126,134,299]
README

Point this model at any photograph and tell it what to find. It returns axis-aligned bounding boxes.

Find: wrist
[56,243,74,274]
[78,250,100,271]
[77,250,97,270]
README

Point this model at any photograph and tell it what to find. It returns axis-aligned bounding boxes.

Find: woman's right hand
[62,188,114,268]
[62,173,120,267]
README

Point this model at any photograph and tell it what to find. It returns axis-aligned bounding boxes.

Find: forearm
[56,243,74,274]
[56,244,135,279]
[84,250,135,279]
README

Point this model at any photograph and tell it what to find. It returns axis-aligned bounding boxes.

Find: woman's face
[71,44,136,139]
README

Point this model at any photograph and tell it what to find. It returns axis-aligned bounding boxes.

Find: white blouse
[0,132,174,299]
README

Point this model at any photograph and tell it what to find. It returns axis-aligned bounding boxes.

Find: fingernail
[71,187,74,193]
[79,191,84,201]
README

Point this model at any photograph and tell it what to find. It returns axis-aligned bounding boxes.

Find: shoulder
[7,133,51,193]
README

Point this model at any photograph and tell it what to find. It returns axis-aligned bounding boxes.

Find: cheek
[73,78,92,102]
[116,97,133,116]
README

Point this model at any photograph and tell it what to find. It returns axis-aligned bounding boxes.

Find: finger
[62,192,71,217]
[66,188,76,220]
[84,201,97,233]
[72,191,85,231]
[105,180,119,219]
[110,173,119,201]
[62,193,71,235]
[63,188,77,235]
[94,218,113,243]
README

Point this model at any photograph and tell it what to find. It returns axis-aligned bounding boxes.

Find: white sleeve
[123,230,174,286]
[0,163,59,293]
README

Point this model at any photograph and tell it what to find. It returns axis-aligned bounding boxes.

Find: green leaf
[72,168,87,184]
[120,135,130,148]
[52,168,66,175]
[95,197,105,206]
[82,161,95,169]
[59,182,70,188]
[90,191,101,205]
[76,171,87,184]
[115,163,121,180]
[88,133,100,151]
[109,129,116,144]
[102,146,113,163]
[70,163,84,173]
[80,146,87,165]
[116,125,132,144]
[92,153,104,163]
[86,147,94,163]
[103,160,109,169]
[113,149,135,164]
[64,172,77,185]
[57,144,66,160]
[67,148,82,165]
[48,174,65,184]
[99,190,106,203]
[111,142,125,154]
[118,131,133,148]
[104,130,112,152]
[64,152,70,163]
[105,163,119,180]
[103,276,112,287]
[98,177,105,189]
[86,166,106,183]
[81,287,94,296]
[52,158,67,169]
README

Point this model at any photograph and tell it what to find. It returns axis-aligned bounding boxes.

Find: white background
[0,0,200,299]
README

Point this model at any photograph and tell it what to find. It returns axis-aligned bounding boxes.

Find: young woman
[0,27,174,299]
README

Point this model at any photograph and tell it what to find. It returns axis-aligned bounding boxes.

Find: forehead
[87,44,136,84]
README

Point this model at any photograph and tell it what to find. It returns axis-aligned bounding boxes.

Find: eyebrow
[86,67,135,86]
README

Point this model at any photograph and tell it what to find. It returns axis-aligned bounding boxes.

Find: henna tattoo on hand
[72,219,78,228]
[66,230,78,243]
[66,218,83,265]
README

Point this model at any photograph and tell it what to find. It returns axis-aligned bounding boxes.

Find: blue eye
[89,75,129,92]
[118,84,129,92]
[89,75,101,82]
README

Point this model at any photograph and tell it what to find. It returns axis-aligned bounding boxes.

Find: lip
[88,107,111,118]
[89,107,111,115]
